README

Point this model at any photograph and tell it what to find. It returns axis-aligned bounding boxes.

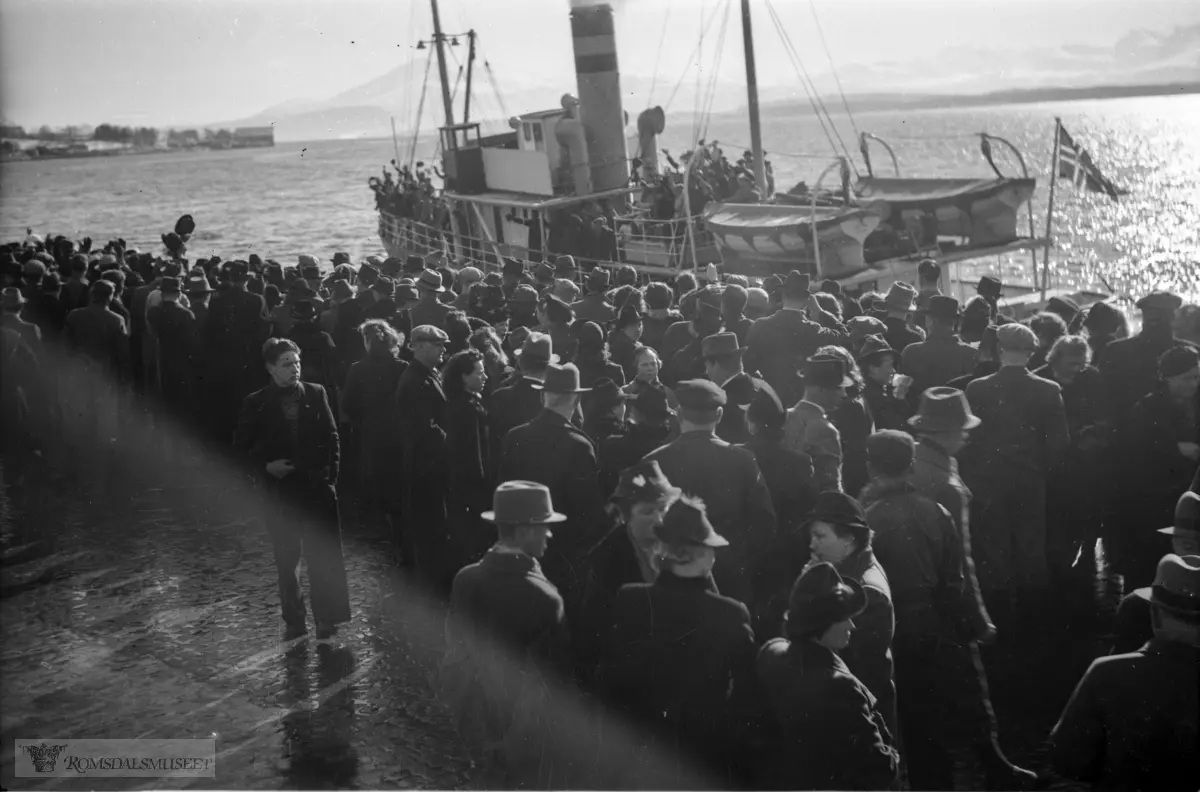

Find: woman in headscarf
[340,320,408,546]
[441,348,493,574]
[817,344,874,498]
[571,320,625,389]
[805,490,897,739]
[756,562,899,791]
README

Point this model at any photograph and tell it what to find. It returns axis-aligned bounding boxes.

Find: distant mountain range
[209,22,1199,142]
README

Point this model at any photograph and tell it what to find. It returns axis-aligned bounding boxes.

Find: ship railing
[612,211,716,269]
[380,210,698,278]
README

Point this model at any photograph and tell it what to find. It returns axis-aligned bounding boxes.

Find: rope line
[647,0,673,107]
[697,0,733,146]
[764,0,858,176]
[807,0,860,142]
[664,2,724,113]
[408,45,436,167]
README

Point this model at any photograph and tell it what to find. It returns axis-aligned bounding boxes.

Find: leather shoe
[315,623,338,641]
[283,622,308,641]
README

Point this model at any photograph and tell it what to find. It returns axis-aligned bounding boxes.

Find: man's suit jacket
[965,365,1069,482]
[783,399,843,493]
[744,307,849,408]
[395,358,449,483]
[716,372,777,445]
[645,430,777,607]
[233,381,340,496]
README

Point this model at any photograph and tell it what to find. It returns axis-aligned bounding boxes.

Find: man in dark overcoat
[743,271,848,408]
[571,269,616,326]
[395,324,451,583]
[900,295,977,396]
[205,260,269,445]
[488,332,555,462]
[147,276,200,456]
[644,380,777,610]
[497,362,606,610]
[234,338,351,640]
[964,323,1069,631]
[701,331,777,445]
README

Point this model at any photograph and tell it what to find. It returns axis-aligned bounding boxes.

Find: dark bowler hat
[655,495,728,548]
[184,274,214,294]
[1,287,26,310]
[701,332,748,358]
[675,379,727,411]
[1133,554,1200,616]
[291,299,319,321]
[804,354,854,389]
[787,561,868,636]
[403,255,426,274]
[587,268,611,291]
[634,386,672,424]
[481,480,567,525]
[1160,491,1200,537]
[977,275,1003,299]
[416,269,445,293]
[856,334,896,366]
[513,331,559,364]
[613,459,678,503]
[908,386,981,432]
[1136,290,1183,313]
[591,377,631,407]
[160,276,181,294]
[532,362,591,394]
[926,294,962,319]
[503,257,526,277]
[783,270,812,299]
[809,490,868,532]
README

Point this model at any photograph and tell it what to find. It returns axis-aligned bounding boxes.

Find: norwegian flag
[1055,123,1126,200]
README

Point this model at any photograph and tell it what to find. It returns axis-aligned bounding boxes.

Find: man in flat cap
[395,324,452,582]
[964,324,1069,636]
[645,379,777,610]
[744,270,848,408]
[784,354,852,493]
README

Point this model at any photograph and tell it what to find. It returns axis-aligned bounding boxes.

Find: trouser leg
[301,499,352,627]
[267,513,306,628]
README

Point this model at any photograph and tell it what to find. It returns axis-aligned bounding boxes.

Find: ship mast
[430,0,455,128]
[739,0,767,196]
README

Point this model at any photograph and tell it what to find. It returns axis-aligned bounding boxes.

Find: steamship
[377,0,1104,314]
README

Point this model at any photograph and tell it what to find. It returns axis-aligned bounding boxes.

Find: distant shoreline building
[232,127,274,148]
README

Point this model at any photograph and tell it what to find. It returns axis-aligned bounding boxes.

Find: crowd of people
[2,223,1198,790]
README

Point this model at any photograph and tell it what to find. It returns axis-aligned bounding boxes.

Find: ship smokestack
[570,2,629,194]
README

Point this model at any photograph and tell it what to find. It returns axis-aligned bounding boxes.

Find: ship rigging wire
[807,0,861,142]
[663,8,725,113]
[695,0,733,146]
[763,0,859,176]
[408,44,436,167]
[646,0,673,107]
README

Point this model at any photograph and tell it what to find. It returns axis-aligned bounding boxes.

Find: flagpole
[1041,117,1061,301]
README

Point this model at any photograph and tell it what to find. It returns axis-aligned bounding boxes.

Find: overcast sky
[2,0,1197,128]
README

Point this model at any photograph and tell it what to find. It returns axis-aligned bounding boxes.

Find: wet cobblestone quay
[0,457,478,790]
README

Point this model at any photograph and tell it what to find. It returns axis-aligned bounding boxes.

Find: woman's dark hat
[572,320,605,349]
[655,495,728,548]
[855,334,896,366]
[531,362,591,394]
[787,561,868,635]
[803,354,854,388]
[908,386,981,431]
[291,299,319,321]
[481,480,567,525]
[612,460,677,503]
[809,490,868,532]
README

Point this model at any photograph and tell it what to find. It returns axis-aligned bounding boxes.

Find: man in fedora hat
[1,286,41,355]
[1111,490,1200,654]
[863,428,1038,790]
[500,257,532,301]
[572,268,616,325]
[881,281,925,353]
[498,362,606,617]
[489,331,558,460]
[784,354,851,493]
[603,495,760,785]
[442,480,572,785]
[745,270,848,408]
[701,331,776,445]
[964,324,1069,629]
[645,379,776,610]
[1050,553,1200,791]
[395,324,452,579]
[901,294,978,396]
[406,269,454,332]
[857,334,912,432]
